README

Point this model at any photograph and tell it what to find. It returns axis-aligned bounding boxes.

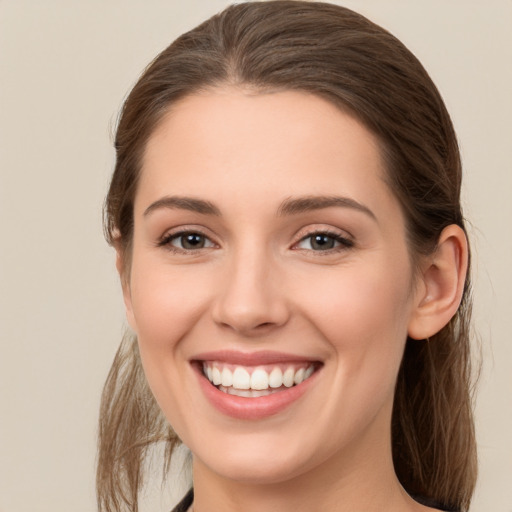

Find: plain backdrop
[0,1,511,511]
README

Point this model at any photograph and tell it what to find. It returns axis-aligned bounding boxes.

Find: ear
[408,225,468,340]
[115,246,138,332]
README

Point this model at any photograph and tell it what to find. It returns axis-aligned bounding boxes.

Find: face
[123,88,423,485]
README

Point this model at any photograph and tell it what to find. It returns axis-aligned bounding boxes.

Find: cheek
[127,257,213,425]
[294,259,413,375]
[290,263,413,445]
[129,257,211,352]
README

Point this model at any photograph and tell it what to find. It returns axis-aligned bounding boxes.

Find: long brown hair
[98,2,477,511]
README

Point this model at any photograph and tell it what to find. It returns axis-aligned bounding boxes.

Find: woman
[97,2,477,511]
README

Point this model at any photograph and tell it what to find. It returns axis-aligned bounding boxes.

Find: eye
[159,231,215,251]
[295,232,353,251]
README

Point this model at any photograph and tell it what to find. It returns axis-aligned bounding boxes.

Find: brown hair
[98,2,477,511]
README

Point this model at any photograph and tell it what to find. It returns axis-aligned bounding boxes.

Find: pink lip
[191,351,321,421]
[192,349,318,366]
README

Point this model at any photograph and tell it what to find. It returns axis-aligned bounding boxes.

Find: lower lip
[195,367,318,420]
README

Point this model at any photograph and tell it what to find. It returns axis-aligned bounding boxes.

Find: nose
[211,247,290,336]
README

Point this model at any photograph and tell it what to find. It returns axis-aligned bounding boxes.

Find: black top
[171,488,457,512]
[171,489,194,512]
[413,494,459,512]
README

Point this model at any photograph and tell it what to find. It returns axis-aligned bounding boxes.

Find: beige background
[0,1,511,511]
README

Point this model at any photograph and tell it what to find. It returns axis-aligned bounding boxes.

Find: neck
[190,424,423,512]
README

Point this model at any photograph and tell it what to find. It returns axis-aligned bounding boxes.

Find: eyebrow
[277,195,376,220]
[143,196,221,217]
[143,194,376,221]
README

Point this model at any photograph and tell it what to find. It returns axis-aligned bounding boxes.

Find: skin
[119,88,467,512]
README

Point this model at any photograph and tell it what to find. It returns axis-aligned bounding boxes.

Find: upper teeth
[203,362,315,391]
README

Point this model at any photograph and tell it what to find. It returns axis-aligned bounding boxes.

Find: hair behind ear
[97,333,180,512]
[392,231,476,511]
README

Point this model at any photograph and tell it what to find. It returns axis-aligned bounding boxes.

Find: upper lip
[191,350,320,366]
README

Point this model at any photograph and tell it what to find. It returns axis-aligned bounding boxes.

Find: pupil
[183,233,204,249]
[312,234,334,250]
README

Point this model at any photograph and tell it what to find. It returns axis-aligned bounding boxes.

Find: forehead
[137,88,397,220]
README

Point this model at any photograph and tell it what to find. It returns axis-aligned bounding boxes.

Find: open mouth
[201,361,318,398]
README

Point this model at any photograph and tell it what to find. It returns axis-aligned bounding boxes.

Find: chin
[190,430,321,486]
[204,453,311,485]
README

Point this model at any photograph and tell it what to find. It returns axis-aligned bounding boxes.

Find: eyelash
[157,230,216,253]
[157,229,354,254]
[293,230,354,253]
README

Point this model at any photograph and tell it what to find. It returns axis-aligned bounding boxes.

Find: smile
[202,361,316,397]
[193,351,322,419]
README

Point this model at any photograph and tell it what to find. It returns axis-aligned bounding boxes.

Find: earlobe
[115,248,138,332]
[408,225,468,340]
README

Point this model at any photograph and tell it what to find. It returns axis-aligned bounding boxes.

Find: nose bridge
[212,238,288,334]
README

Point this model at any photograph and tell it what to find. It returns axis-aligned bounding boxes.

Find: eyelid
[157,225,218,251]
[291,226,355,252]
[155,224,354,253]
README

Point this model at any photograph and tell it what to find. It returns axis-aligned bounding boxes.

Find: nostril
[211,286,290,333]
[217,319,283,336]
